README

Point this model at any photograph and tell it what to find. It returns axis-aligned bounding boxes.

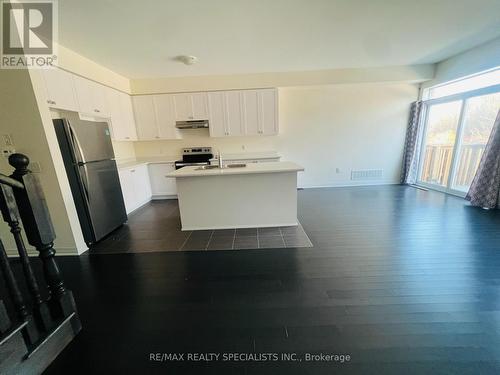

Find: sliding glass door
[418,91,500,196]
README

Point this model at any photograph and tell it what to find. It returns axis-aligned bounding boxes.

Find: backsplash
[133,130,277,158]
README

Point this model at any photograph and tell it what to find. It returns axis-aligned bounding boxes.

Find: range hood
[175,120,209,129]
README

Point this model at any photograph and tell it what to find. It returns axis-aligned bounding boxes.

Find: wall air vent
[351,169,383,181]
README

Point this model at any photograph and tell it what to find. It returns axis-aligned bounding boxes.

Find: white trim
[298,181,400,189]
[6,246,82,257]
[151,194,177,200]
[423,84,500,106]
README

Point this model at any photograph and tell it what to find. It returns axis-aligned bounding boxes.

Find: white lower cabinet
[148,163,177,198]
[118,165,152,214]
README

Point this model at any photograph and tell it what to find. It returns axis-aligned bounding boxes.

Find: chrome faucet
[218,150,223,169]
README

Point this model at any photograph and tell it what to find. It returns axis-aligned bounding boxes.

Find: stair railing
[0,153,80,352]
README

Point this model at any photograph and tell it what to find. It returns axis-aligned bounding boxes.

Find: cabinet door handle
[155,136,160,138]
[94,109,100,113]
[125,137,130,139]
[130,169,135,172]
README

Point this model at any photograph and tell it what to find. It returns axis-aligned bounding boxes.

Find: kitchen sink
[195,165,219,170]
[195,164,247,170]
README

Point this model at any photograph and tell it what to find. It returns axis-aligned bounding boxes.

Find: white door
[224,91,244,136]
[40,69,79,111]
[74,76,109,117]
[118,92,138,140]
[190,92,209,120]
[132,165,152,205]
[207,91,227,137]
[242,90,260,136]
[153,95,178,139]
[148,163,177,196]
[172,94,192,120]
[259,89,278,135]
[118,169,135,214]
[104,87,122,140]
[132,96,159,140]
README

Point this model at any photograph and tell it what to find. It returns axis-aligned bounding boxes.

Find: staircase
[0,154,81,374]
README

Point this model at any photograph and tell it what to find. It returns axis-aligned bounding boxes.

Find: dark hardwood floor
[90,200,312,253]
[44,185,500,374]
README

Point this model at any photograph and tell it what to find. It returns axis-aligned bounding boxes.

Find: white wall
[135,83,419,187]
[111,141,136,161]
[422,37,500,89]
[0,70,87,256]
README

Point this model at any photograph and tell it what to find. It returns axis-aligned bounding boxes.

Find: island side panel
[175,172,299,230]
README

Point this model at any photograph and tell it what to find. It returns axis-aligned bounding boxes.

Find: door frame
[416,84,500,197]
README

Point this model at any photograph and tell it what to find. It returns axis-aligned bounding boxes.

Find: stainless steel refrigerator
[53,118,127,245]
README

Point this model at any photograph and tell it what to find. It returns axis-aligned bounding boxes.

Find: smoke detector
[175,55,198,65]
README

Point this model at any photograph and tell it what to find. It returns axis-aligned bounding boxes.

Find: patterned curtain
[401,101,424,184]
[466,109,500,209]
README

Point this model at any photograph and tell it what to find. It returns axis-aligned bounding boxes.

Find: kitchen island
[167,161,304,231]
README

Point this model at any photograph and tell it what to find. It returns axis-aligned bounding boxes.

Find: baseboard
[299,181,399,189]
[126,198,152,215]
[151,194,177,200]
[6,247,80,258]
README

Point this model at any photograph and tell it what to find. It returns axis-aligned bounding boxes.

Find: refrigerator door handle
[67,120,86,164]
[78,165,91,205]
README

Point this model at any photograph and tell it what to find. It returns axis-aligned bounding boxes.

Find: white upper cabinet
[132,96,159,140]
[173,93,208,121]
[154,95,179,139]
[259,88,279,135]
[207,89,278,138]
[207,91,227,137]
[208,91,244,137]
[242,90,260,136]
[190,92,209,120]
[73,75,110,117]
[118,92,138,141]
[40,68,79,111]
[132,95,179,140]
[224,91,244,136]
[106,88,137,141]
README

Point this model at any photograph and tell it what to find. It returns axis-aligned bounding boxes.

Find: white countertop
[116,156,178,169]
[117,151,281,169]
[210,151,280,161]
[167,161,303,178]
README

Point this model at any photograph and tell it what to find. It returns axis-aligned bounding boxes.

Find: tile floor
[90,200,312,254]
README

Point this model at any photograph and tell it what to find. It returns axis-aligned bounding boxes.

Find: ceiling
[58,0,500,79]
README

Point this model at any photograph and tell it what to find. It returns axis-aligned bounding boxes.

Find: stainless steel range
[174,147,214,169]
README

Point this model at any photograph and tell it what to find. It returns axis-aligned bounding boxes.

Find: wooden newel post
[0,181,53,332]
[8,154,77,319]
